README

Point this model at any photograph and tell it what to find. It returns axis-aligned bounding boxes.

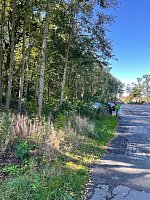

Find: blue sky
[106,0,150,84]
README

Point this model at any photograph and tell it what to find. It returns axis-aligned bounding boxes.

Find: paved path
[85,104,150,200]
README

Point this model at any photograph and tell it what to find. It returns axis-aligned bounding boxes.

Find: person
[107,102,115,115]
[108,104,112,115]
[115,102,121,117]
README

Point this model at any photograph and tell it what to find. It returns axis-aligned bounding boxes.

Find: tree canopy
[0,0,123,115]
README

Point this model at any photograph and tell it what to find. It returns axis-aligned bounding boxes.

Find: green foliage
[1,165,20,175]
[57,101,77,117]
[0,115,118,200]
[42,104,53,116]
[0,174,33,200]
[76,101,106,119]
[77,102,94,118]
[54,114,67,130]
[0,163,87,200]
[95,116,118,145]
[28,101,38,115]
[14,138,35,161]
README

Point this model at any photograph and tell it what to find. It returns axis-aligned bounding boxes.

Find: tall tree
[0,0,6,105]
[38,2,50,117]
[17,3,27,112]
[5,0,16,112]
[60,0,76,105]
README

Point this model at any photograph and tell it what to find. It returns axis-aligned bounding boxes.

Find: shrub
[2,165,21,175]
[74,116,99,139]
[56,101,77,117]
[13,138,35,161]
[77,102,94,118]
[54,114,67,130]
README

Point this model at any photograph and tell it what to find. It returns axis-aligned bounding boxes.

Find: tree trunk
[38,2,50,118]
[60,39,71,105]
[5,0,16,112]
[0,0,6,105]
[18,17,26,112]
[60,1,75,105]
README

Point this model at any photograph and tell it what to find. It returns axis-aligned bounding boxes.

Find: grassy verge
[0,116,118,200]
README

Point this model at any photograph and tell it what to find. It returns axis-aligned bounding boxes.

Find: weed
[0,113,118,200]
[14,138,35,160]
[1,165,20,175]
[54,114,67,130]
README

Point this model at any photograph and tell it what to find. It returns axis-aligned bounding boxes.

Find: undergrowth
[0,114,118,200]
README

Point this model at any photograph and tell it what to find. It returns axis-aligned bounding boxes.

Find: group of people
[108,101,121,117]
[92,101,121,118]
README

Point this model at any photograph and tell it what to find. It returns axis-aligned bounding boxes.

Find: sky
[106,0,150,85]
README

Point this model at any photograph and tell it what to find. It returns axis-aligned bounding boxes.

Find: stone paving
[85,104,150,200]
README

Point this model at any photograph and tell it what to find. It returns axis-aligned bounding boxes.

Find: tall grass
[0,112,118,200]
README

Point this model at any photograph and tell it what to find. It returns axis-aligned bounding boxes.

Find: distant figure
[108,104,112,115]
[115,102,121,117]
[108,102,115,115]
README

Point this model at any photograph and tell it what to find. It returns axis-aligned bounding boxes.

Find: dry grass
[0,113,118,200]
[0,113,95,160]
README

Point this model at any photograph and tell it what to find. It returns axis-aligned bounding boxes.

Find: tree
[0,0,122,114]
[0,0,6,105]
[38,2,50,117]
[5,0,16,112]
[17,1,28,112]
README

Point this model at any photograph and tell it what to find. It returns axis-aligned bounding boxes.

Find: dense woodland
[0,0,123,117]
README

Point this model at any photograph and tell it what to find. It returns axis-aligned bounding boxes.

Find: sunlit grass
[0,116,118,199]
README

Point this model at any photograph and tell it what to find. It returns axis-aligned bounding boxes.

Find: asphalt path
[85,104,150,200]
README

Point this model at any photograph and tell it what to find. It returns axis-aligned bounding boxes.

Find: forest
[0,0,123,115]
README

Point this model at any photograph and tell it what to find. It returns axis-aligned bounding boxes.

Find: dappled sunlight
[100,160,134,167]
[65,161,86,171]
[113,166,150,175]
[85,105,150,199]
[93,159,150,175]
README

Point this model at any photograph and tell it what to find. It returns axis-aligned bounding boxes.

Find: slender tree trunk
[0,0,6,105]
[38,2,50,117]
[18,17,26,112]
[35,62,39,103]
[60,1,75,105]
[82,76,85,102]
[5,0,16,112]
[24,49,30,98]
[48,81,50,101]
[60,39,71,105]
[24,42,31,99]
[75,78,78,100]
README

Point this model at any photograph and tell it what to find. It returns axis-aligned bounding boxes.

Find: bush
[57,101,77,117]
[77,102,94,118]
[77,101,106,119]
[54,114,67,130]
[74,116,99,139]
[13,138,35,161]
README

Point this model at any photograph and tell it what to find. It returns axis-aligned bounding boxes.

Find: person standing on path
[115,102,121,117]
